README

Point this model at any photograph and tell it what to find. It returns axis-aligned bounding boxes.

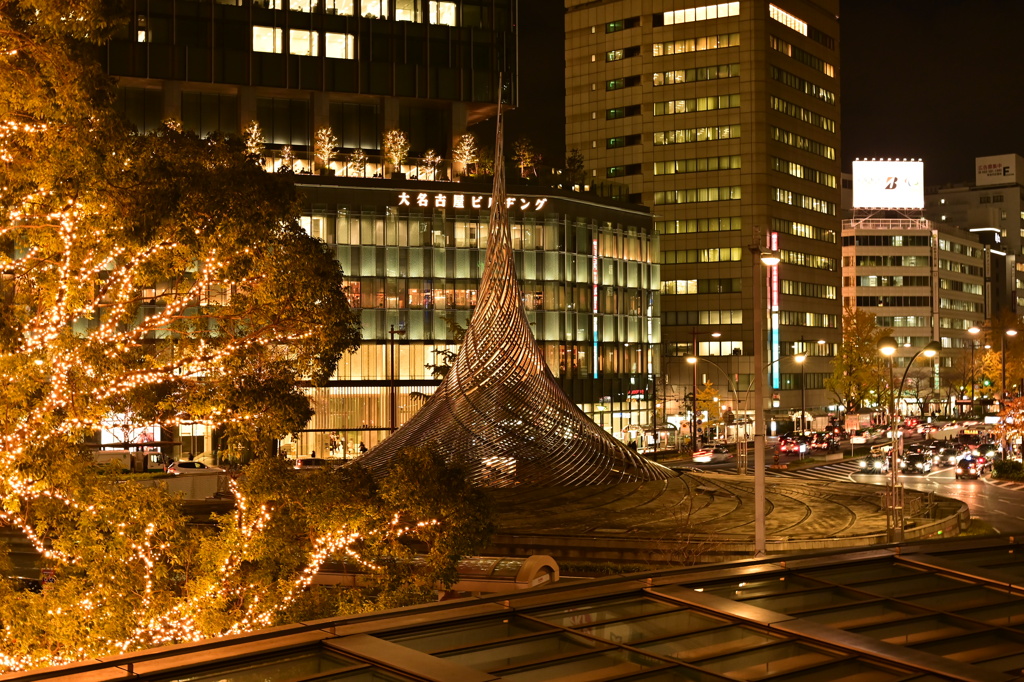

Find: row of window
[661,2,739,26]
[607,105,641,120]
[770,96,836,133]
[940,259,984,276]
[771,126,836,160]
[606,75,641,91]
[661,278,741,295]
[662,247,743,264]
[843,235,931,247]
[851,275,932,287]
[606,46,641,62]
[781,280,836,299]
[771,217,836,244]
[654,124,739,146]
[657,217,742,235]
[606,134,641,149]
[771,66,836,105]
[769,3,835,49]
[654,185,742,206]
[940,279,984,295]
[769,34,834,77]
[778,311,836,328]
[654,154,741,176]
[663,310,743,326]
[653,63,739,87]
[876,316,929,328]
[652,32,739,57]
[253,26,356,58]
[606,16,640,33]
[771,157,836,188]
[653,93,740,117]
[939,239,982,257]
[853,255,930,267]
[772,187,836,215]
[606,164,641,178]
[941,298,984,313]
[939,317,979,330]
[781,250,836,271]
[857,296,931,307]
[256,0,457,21]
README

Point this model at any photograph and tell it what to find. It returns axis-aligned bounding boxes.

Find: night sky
[509,0,1024,187]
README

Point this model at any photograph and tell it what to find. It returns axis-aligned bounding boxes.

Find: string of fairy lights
[0,118,420,671]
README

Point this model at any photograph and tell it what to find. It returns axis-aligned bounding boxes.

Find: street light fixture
[876,336,940,543]
[750,244,779,557]
[968,326,981,417]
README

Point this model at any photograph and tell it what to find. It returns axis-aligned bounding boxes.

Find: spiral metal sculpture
[357,106,672,487]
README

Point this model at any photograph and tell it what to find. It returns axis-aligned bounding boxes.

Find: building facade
[288,177,660,455]
[565,0,843,434]
[841,216,989,413]
[924,153,1022,315]
[103,0,665,456]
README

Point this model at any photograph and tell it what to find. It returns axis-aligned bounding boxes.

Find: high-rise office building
[565,1,842,433]
[925,154,1021,314]
[103,1,662,457]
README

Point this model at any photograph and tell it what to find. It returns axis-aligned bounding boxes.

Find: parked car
[858,453,890,474]
[166,460,224,475]
[955,457,983,480]
[692,446,733,464]
[293,457,333,470]
[900,452,932,475]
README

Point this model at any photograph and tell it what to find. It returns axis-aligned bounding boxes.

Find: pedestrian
[310,449,317,458]
[359,441,368,454]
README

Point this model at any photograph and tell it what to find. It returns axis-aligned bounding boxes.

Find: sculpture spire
[358,88,671,486]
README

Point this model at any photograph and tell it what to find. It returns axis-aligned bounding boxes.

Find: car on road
[692,446,733,464]
[166,460,224,475]
[900,452,932,475]
[857,453,890,474]
[955,456,983,480]
[777,434,810,454]
[933,447,959,468]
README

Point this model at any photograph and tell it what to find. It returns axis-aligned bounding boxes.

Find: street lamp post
[750,243,779,557]
[968,326,981,416]
[1002,329,1018,410]
[877,337,940,543]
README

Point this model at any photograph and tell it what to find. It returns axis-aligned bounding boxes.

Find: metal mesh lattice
[357,109,672,487]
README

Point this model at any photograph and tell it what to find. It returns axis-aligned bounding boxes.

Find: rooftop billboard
[852,160,924,209]
[975,154,1020,187]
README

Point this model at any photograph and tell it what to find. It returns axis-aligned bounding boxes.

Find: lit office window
[361,0,388,18]
[769,4,808,35]
[324,0,354,14]
[429,1,457,25]
[326,32,356,59]
[253,26,283,54]
[289,29,318,56]
[289,0,313,10]
[663,2,739,26]
[137,30,149,43]
[396,0,422,21]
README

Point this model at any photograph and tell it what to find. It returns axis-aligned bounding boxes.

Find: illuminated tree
[452,133,478,175]
[314,126,338,172]
[243,120,265,164]
[419,148,441,180]
[512,136,536,178]
[0,0,497,671]
[382,129,409,174]
[346,148,367,177]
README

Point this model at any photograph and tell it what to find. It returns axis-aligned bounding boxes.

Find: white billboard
[976,154,1019,187]
[852,160,924,209]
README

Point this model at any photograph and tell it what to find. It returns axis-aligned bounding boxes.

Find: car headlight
[859,460,867,468]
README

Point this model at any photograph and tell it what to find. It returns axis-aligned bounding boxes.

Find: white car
[692,446,733,464]
[166,460,224,475]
